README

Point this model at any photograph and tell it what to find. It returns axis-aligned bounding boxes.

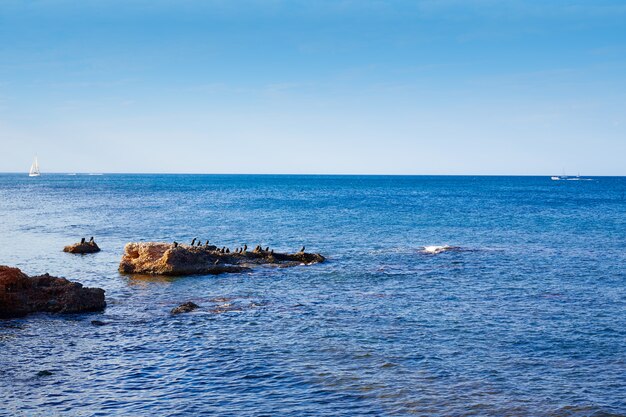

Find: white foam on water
[422,245,459,254]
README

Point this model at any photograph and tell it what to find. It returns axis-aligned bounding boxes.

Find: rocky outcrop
[63,238,101,254]
[171,301,200,314]
[119,242,325,276]
[0,266,106,318]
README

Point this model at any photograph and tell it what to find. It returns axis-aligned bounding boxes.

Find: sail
[29,156,40,176]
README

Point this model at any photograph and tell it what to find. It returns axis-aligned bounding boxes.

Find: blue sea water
[1,174,625,416]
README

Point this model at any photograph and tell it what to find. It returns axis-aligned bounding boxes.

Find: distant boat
[551,175,568,180]
[28,156,41,177]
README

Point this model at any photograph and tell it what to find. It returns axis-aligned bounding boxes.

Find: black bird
[243,244,247,252]
[81,237,85,244]
[173,241,178,248]
[265,247,269,252]
[270,249,274,255]
[205,240,209,246]
[191,238,196,246]
[226,248,230,253]
[89,236,94,243]
[300,246,305,253]
[197,241,202,246]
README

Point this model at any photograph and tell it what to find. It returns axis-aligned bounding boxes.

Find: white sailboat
[29,156,41,177]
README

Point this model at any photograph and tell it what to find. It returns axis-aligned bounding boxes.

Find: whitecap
[421,245,460,254]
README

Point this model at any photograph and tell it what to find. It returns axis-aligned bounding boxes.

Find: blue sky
[1,0,625,174]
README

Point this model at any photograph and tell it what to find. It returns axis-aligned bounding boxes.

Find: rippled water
[1,174,625,416]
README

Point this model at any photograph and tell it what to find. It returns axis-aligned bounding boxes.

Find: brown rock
[63,240,101,254]
[119,242,325,276]
[0,265,106,318]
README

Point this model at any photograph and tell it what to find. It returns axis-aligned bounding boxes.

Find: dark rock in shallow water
[36,370,53,377]
[90,320,108,326]
[0,265,106,319]
[63,239,101,254]
[171,301,200,314]
[119,242,325,276]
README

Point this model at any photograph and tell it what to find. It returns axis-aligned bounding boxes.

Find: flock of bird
[171,238,305,255]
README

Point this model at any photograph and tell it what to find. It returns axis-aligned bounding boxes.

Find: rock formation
[171,301,200,314]
[63,238,101,254]
[0,265,106,318]
[119,242,325,276]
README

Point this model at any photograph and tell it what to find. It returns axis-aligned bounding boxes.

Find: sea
[1,174,625,416]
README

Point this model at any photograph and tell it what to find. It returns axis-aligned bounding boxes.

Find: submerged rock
[63,238,101,254]
[171,301,200,314]
[119,242,325,276]
[0,265,106,319]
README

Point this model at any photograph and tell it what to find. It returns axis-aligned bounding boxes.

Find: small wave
[421,245,461,255]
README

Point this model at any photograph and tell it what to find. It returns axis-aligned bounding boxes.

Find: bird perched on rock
[173,241,178,248]
[243,244,247,252]
[265,247,269,252]
[205,240,209,246]
[300,246,305,253]
[89,237,94,243]
[191,238,196,246]
[226,248,230,253]
[81,237,86,244]
[197,241,202,246]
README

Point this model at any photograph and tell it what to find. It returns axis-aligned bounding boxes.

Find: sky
[1,0,625,175]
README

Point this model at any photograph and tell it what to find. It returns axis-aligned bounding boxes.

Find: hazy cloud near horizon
[1,0,625,174]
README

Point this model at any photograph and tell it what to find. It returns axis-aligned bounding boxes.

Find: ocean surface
[1,174,625,416]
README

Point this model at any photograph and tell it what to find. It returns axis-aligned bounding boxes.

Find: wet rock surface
[171,301,200,314]
[0,265,106,318]
[119,242,325,276]
[170,297,266,315]
[63,238,101,254]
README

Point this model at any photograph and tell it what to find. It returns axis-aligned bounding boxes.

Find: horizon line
[0,171,622,177]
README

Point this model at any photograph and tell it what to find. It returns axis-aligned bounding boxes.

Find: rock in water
[118,242,325,276]
[0,265,106,318]
[171,301,200,314]
[118,242,247,275]
[63,239,101,254]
